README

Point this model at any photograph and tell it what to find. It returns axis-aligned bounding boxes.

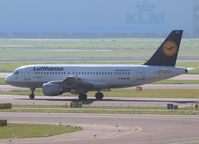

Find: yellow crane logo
[162,41,178,56]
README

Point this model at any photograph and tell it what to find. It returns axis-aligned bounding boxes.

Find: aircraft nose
[5,74,12,84]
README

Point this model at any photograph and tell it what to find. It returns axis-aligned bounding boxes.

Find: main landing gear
[79,93,87,101]
[95,92,104,100]
[78,92,104,101]
[29,88,35,99]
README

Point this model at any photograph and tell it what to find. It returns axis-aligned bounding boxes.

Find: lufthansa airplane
[5,30,189,100]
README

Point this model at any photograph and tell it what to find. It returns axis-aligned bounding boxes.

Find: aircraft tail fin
[144,30,183,66]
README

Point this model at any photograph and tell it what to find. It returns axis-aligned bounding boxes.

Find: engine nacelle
[42,83,63,96]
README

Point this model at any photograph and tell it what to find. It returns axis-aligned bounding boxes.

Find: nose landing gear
[29,88,35,99]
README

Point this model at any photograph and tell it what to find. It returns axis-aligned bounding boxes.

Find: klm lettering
[126,13,165,24]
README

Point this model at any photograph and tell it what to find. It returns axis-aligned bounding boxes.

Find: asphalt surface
[0,113,199,144]
[0,95,199,107]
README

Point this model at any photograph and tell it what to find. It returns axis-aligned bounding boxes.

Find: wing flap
[62,76,92,88]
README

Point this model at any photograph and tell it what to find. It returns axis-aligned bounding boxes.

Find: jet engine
[42,83,64,96]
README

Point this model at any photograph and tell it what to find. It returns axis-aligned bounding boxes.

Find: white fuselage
[6,64,186,90]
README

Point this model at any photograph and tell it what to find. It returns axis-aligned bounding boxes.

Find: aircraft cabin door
[137,67,145,80]
[24,68,31,80]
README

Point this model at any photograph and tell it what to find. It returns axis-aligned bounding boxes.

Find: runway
[0,113,199,144]
[0,94,198,107]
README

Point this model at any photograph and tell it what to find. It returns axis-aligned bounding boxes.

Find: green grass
[0,61,198,74]
[0,123,82,139]
[1,105,199,115]
[12,105,197,111]
[0,89,199,98]
[0,38,198,59]
[0,78,6,85]
[1,108,199,115]
[152,80,199,84]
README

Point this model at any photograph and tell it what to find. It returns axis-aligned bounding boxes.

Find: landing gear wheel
[79,94,87,101]
[29,88,35,99]
[95,92,104,100]
[29,94,35,99]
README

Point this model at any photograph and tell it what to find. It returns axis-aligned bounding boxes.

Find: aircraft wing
[62,76,92,88]
[45,75,110,95]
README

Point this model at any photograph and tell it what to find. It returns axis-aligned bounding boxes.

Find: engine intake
[42,83,63,96]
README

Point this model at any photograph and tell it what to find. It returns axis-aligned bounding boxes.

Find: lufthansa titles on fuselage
[33,67,64,71]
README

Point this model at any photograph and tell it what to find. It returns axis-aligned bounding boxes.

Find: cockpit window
[13,70,19,75]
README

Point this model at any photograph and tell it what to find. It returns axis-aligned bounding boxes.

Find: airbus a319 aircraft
[5,30,190,100]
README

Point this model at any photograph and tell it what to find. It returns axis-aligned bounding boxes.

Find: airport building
[0,0,198,38]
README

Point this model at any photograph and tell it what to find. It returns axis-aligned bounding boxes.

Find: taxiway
[0,113,199,144]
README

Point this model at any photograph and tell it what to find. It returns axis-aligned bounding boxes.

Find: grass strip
[0,123,82,139]
[0,38,198,59]
[12,105,198,111]
[152,80,199,84]
[0,60,198,74]
[0,78,6,85]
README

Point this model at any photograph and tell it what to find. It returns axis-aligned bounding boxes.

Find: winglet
[144,30,183,66]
